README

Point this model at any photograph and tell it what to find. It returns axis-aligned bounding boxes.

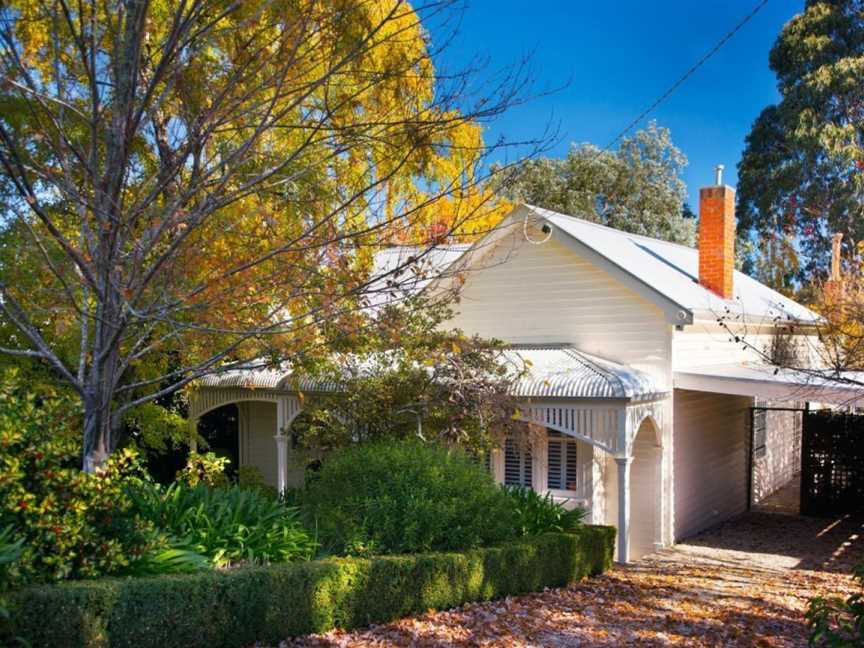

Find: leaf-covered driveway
[285,513,863,647]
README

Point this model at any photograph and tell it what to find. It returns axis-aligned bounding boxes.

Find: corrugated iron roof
[675,362,864,406]
[196,345,664,401]
[503,345,663,400]
[528,206,819,324]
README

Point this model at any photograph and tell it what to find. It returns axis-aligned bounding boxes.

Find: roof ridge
[528,204,698,253]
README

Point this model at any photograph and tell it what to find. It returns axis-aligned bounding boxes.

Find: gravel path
[283,512,863,647]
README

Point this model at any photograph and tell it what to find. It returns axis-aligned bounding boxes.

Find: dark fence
[801,410,864,516]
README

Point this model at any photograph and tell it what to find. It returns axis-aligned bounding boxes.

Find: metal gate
[800,410,864,516]
[747,404,804,510]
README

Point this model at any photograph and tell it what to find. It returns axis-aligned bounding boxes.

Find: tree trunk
[82,397,112,473]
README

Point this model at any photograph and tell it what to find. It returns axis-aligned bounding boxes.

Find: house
[189,176,863,563]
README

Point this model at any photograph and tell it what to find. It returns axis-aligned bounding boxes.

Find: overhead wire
[602,0,771,153]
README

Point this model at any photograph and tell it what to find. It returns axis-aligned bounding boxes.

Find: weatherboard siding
[239,401,305,489]
[673,389,752,540]
[448,237,672,388]
[672,323,811,369]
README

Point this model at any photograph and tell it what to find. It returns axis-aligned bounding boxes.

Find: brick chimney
[699,165,735,299]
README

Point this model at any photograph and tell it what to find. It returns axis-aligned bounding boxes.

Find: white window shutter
[547,430,579,492]
[504,437,532,487]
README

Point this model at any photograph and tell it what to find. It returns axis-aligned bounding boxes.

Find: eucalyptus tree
[499,122,696,245]
[737,0,864,291]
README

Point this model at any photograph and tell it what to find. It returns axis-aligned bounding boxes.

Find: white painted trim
[515,402,626,455]
[546,218,693,326]
[615,456,634,564]
[274,432,288,495]
[674,369,863,405]
[490,447,505,484]
[530,424,548,494]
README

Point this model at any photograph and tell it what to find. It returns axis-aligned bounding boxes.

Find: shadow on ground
[682,511,864,574]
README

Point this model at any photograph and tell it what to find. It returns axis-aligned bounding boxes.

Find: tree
[737,0,864,293]
[497,121,696,245]
[0,0,536,470]
[290,297,526,460]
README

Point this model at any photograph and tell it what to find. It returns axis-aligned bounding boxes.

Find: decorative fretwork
[516,403,621,454]
[189,387,300,422]
[516,400,665,456]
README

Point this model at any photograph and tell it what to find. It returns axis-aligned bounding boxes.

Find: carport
[675,362,864,519]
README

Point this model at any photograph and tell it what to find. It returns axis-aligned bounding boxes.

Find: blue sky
[435,0,803,208]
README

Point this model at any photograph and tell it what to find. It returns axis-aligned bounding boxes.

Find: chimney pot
[831,232,843,281]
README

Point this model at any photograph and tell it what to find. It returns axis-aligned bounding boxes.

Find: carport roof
[674,363,864,406]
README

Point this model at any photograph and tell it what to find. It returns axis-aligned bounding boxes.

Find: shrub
[1,528,615,648]
[0,525,23,589]
[0,525,23,623]
[808,563,864,647]
[0,369,213,583]
[0,370,164,583]
[301,439,517,555]
[504,486,587,536]
[177,451,231,488]
[238,465,278,499]
[131,482,316,567]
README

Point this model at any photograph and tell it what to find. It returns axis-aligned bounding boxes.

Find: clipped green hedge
[2,526,613,648]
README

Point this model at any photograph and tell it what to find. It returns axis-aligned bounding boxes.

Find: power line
[603,0,771,151]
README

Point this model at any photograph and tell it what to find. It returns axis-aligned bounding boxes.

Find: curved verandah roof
[194,344,667,403]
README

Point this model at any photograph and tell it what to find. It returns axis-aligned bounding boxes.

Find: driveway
[286,512,863,647]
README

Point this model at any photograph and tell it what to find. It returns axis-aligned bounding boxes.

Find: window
[547,431,579,491]
[753,409,767,459]
[504,436,532,487]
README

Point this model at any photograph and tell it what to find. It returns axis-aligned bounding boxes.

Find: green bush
[504,486,587,536]
[301,439,517,555]
[176,451,231,488]
[237,465,278,500]
[808,563,864,647]
[1,528,615,648]
[0,369,221,583]
[0,369,164,583]
[131,482,316,567]
[0,524,23,623]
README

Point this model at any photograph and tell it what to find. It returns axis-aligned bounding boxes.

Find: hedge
[2,526,614,648]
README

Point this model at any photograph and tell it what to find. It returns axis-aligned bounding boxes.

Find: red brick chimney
[699,165,735,299]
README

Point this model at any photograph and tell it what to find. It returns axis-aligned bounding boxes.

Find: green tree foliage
[293,298,525,458]
[737,0,864,292]
[499,122,696,245]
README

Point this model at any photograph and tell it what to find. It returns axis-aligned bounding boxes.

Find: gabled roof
[368,244,470,307]
[511,205,819,325]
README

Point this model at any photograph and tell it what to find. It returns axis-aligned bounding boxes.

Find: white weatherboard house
[189,178,863,563]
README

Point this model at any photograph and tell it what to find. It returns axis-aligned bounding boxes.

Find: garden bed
[2,527,614,648]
